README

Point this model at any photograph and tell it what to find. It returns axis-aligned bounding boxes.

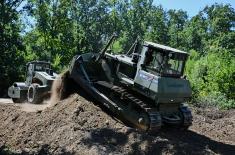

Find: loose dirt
[0,95,234,155]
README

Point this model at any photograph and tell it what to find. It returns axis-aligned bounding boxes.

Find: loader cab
[140,42,188,78]
[26,61,52,73]
[25,61,53,86]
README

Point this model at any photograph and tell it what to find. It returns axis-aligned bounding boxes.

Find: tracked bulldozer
[8,61,58,104]
[59,35,193,131]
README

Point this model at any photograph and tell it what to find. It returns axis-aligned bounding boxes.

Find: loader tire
[27,84,43,104]
[12,98,24,103]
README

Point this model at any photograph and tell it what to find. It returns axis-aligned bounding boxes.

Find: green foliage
[167,9,188,49]
[144,5,168,44]
[0,0,25,96]
[186,50,235,109]
[52,54,62,71]
[184,4,235,109]
[203,4,235,37]
[196,91,235,109]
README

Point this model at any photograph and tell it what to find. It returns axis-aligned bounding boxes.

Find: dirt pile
[0,95,235,155]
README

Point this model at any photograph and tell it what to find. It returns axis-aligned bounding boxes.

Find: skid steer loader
[8,61,58,104]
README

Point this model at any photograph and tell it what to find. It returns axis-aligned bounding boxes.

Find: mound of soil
[0,95,235,155]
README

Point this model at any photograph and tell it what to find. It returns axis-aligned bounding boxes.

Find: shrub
[186,49,235,109]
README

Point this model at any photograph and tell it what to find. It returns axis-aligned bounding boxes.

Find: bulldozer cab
[140,42,188,78]
[134,42,191,102]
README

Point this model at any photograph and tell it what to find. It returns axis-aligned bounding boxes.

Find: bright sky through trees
[153,0,235,17]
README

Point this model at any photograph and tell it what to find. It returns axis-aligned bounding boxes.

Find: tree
[203,4,235,54]
[0,0,25,96]
[203,4,235,37]
[144,5,168,44]
[183,12,207,53]
[25,0,80,68]
[167,9,188,50]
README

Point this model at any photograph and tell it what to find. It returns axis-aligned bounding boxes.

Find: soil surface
[0,95,235,155]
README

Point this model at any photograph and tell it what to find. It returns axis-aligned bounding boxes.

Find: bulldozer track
[112,86,161,131]
[96,82,162,131]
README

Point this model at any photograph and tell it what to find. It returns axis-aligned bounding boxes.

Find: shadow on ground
[81,127,235,155]
[73,84,235,154]
[0,144,75,155]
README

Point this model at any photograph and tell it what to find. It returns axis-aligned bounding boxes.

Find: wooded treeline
[0,0,234,108]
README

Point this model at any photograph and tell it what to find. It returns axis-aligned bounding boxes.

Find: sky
[153,0,235,17]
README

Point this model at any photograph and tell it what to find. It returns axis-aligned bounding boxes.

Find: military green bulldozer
[8,61,58,104]
[59,35,193,132]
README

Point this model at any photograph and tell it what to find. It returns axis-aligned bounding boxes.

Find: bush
[186,49,235,109]
[196,91,235,109]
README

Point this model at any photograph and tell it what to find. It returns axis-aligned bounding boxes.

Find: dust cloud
[19,102,49,112]
[49,75,63,106]
[49,70,70,106]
